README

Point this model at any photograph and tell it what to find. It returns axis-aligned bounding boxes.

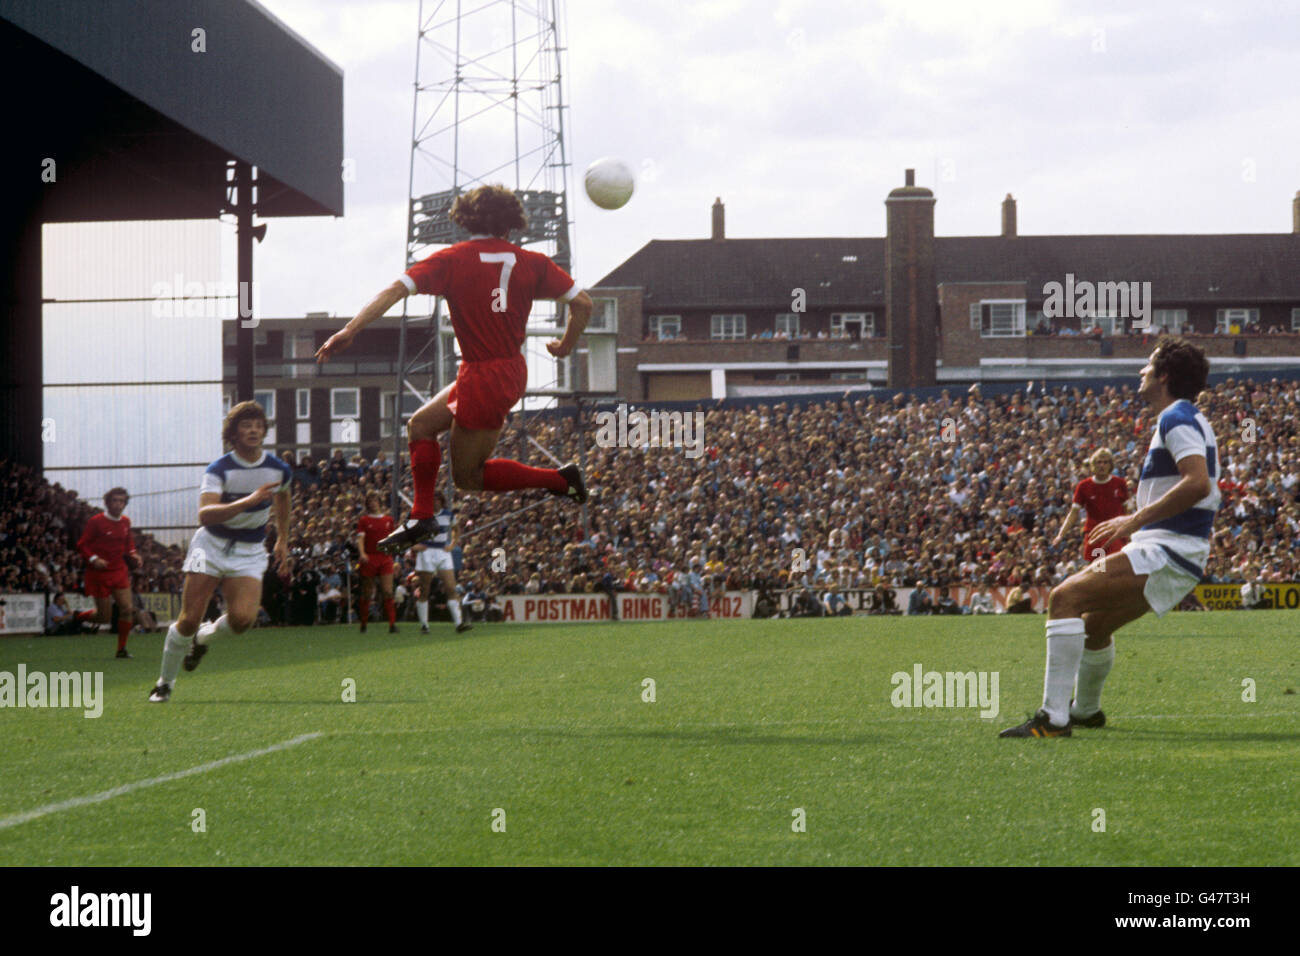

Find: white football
[584,157,635,210]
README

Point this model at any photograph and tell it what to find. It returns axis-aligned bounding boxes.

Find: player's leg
[76,593,113,628]
[380,571,397,632]
[407,385,454,516]
[151,571,219,701]
[1070,593,1148,726]
[453,420,583,499]
[111,587,134,658]
[358,571,374,632]
[439,566,468,631]
[1001,551,1149,737]
[415,571,433,632]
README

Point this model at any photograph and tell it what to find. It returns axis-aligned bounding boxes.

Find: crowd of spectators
[5,375,1299,627]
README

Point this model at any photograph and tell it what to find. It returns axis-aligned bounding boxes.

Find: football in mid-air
[584,157,635,210]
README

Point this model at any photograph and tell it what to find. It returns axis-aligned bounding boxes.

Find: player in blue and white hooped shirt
[1002,340,1218,737]
[409,491,470,634]
[149,402,292,702]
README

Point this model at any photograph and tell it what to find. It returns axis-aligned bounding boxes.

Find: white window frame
[253,389,276,418]
[1216,308,1259,333]
[330,387,360,419]
[830,312,874,338]
[222,393,233,415]
[1153,309,1188,334]
[589,297,617,333]
[711,314,746,340]
[648,315,681,340]
[831,371,868,381]
[1292,308,1300,332]
[296,388,311,419]
[775,313,800,337]
[975,300,1027,338]
[381,391,396,439]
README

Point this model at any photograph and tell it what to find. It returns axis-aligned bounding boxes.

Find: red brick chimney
[885,169,937,388]
[712,197,725,240]
[1002,194,1017,238]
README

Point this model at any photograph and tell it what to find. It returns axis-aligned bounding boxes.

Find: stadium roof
[595,234,1300,309]
[0,0,343,220]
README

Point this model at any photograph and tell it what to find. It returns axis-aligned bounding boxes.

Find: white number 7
[480,252,516,312]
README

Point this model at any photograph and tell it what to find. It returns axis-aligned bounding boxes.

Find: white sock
[1042,617,1086,726]
[159,624,190,686]
[196,613,232,645]
[447,599,462,625]
[416,601,428,625]
[1072,643,1115,718]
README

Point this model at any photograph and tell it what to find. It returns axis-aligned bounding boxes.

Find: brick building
[586,175,1300,401]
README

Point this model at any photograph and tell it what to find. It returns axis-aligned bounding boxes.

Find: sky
[248,0,1300,319]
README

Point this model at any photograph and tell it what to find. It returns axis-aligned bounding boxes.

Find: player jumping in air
[148,402,291,702]
[315,185,594,555]
[356,490,398,633]
[1002,339,1217,737]
[409,490,470,634]
[1052,447,1131,564]
[76,487,140,658]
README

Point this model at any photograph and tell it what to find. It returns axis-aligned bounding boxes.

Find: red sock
[409,439,442,519]
[482,459,567,493]
[75,609,97,623]
[358,598,370,624]
[116,618,131,652]
[384,598,396,626]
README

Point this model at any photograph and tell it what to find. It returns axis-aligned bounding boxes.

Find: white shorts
[415,547,455,574]
[183,526,269,580]
[1121,537,1205,618]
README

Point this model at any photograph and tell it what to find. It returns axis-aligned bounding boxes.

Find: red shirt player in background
[316,185,594,553]
[76,486,140,658]
[1052,447,1131,566]
[356,490,398,634]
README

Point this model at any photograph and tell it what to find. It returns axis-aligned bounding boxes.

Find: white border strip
[0,731,323,830]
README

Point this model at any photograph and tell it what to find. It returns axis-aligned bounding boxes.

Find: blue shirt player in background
[1002,339,1218,737]
[149,401,292,702]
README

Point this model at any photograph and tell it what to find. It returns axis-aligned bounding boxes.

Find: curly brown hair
[222,400,268,448]
[1151,337,1210,401]
[450,184,527,237]
[104,487,129,506]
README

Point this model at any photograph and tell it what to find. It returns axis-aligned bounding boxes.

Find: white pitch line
[0,732,323,831]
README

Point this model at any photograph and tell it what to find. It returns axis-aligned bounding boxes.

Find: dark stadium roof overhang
[1,0,343,221]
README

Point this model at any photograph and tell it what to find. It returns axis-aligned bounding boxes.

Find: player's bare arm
[1053,504,1081,545]
[1088,455,1212,548]
[317,280,409,364]
[272,487,292,574]
[197,483,280,527]
[547,290,592,358]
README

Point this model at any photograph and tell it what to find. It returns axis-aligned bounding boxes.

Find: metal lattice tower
[390,0,575,515]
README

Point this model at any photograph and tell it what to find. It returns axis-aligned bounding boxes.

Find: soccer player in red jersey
[76,487,140,658]
[356,490,398,633]
[315,185,593,553]
[1052,447,1131,564]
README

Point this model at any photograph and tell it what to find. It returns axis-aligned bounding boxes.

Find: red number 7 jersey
[401,237,580,363]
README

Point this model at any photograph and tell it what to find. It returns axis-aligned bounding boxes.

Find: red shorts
[85,565,131,597]
[448,356,527,431]
[1082,537,1128,562]
[360,555,395,578]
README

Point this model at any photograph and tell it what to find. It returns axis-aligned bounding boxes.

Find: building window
[830,312,873,338]
[775,313,800,337]
[295,422,310,445]
[775,372,801,382]
[648,315,681,340]
[1292,308,1300,332]
[831,371,868,381]
[711,314,746,340]
[222,393,232,415]
[381,391,421,438]
[296,388,311,419]
[253,389,275,418]
[1084,311,1121,336]
[330,387,359,419]
[1153,309,1188,334]
[286,331,315,378]
[974,301,1027,337]
[589,298,617,332]
[1216,308,1259,333]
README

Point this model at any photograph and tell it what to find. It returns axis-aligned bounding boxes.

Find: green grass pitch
[2,611,1297,865]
